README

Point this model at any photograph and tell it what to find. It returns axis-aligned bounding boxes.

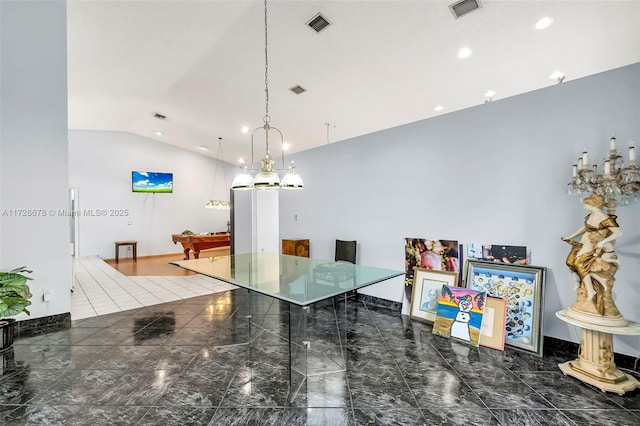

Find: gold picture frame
[410,268,459,323]
[479,296,508,350]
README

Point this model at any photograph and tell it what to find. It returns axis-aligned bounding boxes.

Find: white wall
[0,1,71,320]
[69,130,236,258]
[280,63,640,356]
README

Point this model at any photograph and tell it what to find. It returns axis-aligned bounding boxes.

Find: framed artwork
[409,268,459,323]
[403,238,460,315]
[432,285,486,347]
[404,238,460,280]
[465,243,529,264]
[479,296,508,350]
[465,260,546,356]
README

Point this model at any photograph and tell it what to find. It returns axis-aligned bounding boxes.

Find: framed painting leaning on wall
[465,260,546,356]
[409,268,458,323]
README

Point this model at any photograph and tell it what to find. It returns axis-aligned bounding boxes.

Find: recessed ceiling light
[239,158,245,164]
[199,146,209,150]
[549,70,565,80]
[241,126,249,134]
[457,47,472,59]
[535,17,553,30]
[484,90,495,98]
[155,131,163,136]
[434,105,444,112]
[282,142,290,151]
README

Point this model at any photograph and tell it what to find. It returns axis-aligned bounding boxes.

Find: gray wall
[280,63,640,356]
[0,1,71,319]
[69,130,236,258]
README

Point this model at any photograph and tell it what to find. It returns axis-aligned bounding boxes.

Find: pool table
[172,233,231,260]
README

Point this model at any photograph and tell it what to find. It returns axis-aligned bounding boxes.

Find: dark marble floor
[1,289,639,425]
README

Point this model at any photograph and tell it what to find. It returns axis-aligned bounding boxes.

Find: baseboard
[15,313,71,339]
[360,294,403,312]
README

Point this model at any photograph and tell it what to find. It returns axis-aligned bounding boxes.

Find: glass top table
[171,252,404,404]
[170,252,404,306]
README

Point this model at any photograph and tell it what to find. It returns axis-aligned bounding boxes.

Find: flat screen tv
[132,171,173,193]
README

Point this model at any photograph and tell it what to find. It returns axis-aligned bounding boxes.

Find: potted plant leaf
[0,267,33,352]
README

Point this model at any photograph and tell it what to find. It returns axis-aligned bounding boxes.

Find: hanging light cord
[248,0,286,172]
[263,0,270,151]
[218,137,228,199]
[211,137,228,202]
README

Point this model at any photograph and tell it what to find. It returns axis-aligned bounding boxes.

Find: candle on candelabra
[578,157,583,170]
[604,160,611,175]
[582,151,588,167]
[630,145,636,163]
[572,164,577,177]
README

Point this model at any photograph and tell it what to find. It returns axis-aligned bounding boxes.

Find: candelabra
[566,136,640,213]
[560,135,640,395]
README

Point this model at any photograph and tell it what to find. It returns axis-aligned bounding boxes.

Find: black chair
[334,239,358,302]
[313,240,357,288]
[335,239,357,264]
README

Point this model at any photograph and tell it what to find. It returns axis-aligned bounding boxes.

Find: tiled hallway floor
[71,257,237,319]
[1,258,639,425]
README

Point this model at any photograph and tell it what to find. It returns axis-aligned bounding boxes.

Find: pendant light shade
[281,161,304,189]
[253,155,280,189]
[231,165,254,190]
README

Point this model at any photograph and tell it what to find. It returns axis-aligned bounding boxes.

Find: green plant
[0,266,33,317]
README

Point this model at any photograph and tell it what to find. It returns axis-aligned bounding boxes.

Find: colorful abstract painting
[402,238,460,315]
[432,285,486,347]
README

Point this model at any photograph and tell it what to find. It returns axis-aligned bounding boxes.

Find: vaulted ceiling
[67,1,640,164]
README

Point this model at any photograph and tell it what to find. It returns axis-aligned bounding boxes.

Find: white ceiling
[67,1,640,165]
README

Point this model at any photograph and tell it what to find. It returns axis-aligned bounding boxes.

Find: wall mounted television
[132,171,173,193]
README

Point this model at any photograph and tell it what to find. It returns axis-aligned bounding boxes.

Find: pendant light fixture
[205,137,231,209]
[231,0,303,191]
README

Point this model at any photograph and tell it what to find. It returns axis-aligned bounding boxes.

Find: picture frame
[432,285,486,347]
[409,268,458,323]
[479,296,508,351]
[465,260,546,356]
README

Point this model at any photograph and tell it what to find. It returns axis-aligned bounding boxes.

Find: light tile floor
[71,256,237,320]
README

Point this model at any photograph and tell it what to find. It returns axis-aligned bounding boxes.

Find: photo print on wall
[403,238,460,315]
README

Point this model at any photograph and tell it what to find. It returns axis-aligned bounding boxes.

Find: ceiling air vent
[153,112,167,120]
[449,0,481,19]
[289,85,307,95]
[306,13,331,33]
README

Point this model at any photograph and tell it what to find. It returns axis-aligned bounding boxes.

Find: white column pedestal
[556,310,640,395]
